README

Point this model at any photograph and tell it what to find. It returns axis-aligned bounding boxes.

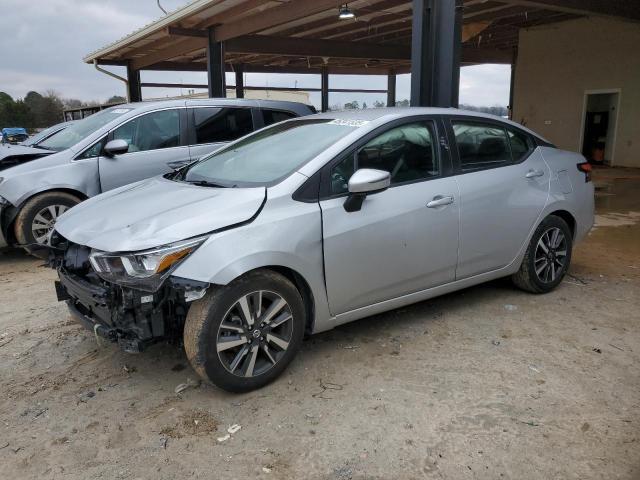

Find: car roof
[112,98,313,115]
[307,107,546,141]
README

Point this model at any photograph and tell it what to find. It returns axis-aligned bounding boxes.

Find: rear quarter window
[192,107,254,144]
[507,128,535,162]
[262,109,297,127]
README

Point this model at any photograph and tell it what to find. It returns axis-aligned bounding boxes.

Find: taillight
[577,162,592,182]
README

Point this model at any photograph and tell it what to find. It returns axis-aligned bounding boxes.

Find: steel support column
[410,0,462,107]
[235,64,244,98]
[321,67,329,112]
[207,28,226,98]
[508,48,518,120]
[126,62,142,102]
[387,69,397,107]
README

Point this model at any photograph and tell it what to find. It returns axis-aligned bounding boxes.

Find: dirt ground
[1,167,639,480]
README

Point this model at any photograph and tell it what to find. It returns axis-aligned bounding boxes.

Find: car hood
[0,147,69,175]
[54,176,266,252]
[0,144,55,164]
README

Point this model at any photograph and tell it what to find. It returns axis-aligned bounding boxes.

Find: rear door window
[192,107,254,144]
[262,109,297,127]
[452,121,510,170]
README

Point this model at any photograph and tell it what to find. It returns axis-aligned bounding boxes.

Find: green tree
[24,91,45,128]
[373,100,385,108]
[39,91,64,127]
[63,98,84,110]
[396,99,410,107]
[0,92,14,127]
[106,95,126,104]
[344,100,360,110]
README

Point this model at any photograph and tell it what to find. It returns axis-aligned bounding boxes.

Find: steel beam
[235,64,245,98]
[225,35,411,60]
[504,0,640,21]
[206,28,226,98]
[213,0,339,42]
[321,67,329,113]
[167,26,208,38]
[508,47,518,119]
[387,69,396,107]
[410,0,463,107]
[142,62,397,75]
[126,61,142,102]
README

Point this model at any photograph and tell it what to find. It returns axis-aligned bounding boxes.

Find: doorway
[580,90,620,165]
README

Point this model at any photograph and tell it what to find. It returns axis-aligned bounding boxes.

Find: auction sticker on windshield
[328,119,371,127]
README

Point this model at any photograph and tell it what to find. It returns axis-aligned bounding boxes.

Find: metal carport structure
[84,0,640,111]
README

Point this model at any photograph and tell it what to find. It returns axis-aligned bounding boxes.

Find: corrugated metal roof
[83,0,222,63]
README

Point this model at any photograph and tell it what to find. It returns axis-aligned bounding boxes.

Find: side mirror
[344,168,391,212]
[104,139,129,157]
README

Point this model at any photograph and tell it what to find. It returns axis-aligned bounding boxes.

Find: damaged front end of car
[49,232,209,353]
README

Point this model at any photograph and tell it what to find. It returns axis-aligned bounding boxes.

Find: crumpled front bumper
[55,266,208,353]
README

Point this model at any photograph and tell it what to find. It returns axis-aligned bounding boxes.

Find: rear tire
[14,191,81,246]
[512,215,573,293]
[184,269,305,393]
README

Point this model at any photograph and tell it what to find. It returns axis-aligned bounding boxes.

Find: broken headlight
[89,236,207,292]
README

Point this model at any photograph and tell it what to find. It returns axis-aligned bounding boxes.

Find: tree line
[0,91,125,131]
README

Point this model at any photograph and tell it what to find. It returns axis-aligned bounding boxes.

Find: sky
[0,0,511,109]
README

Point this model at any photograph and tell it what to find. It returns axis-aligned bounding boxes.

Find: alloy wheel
[216,290,294,378]
[31,204,69,244]
[533,227,568,283]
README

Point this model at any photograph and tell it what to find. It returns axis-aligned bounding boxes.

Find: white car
[49,108,595,392]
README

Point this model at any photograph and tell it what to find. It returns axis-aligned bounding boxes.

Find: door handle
[525,169,545,178]
[427,195,454,208]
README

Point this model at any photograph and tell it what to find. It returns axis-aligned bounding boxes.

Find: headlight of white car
[89,236,207,292]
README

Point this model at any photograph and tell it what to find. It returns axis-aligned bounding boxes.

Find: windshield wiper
[186,180,228,188]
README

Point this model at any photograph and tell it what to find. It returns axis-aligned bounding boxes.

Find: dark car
[1,128,29,144]
[0,121,75,172]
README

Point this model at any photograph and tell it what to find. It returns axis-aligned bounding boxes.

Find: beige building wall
[225,89,310,104]
[513,17,640,167]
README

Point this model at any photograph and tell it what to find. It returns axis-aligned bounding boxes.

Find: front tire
[14,191,81,246]
[184,270,306,393]
[512,215,573,293]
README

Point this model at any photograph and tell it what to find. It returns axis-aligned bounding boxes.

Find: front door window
[112,109,180,153]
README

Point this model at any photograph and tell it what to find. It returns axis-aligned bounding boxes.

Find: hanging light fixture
[338,4,355,20]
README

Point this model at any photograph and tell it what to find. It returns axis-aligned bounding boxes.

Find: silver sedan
[50,108,594,392]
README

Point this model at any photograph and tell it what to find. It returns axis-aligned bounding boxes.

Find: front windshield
[182,119,362,187]
[38,107,132,152]
[23,122,66,146]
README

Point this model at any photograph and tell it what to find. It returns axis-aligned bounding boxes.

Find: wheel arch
[229,265,317,336]
[547,209,576,239]
[176,246,332,335]
[6,188,87,246]
[16,187,88,209]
